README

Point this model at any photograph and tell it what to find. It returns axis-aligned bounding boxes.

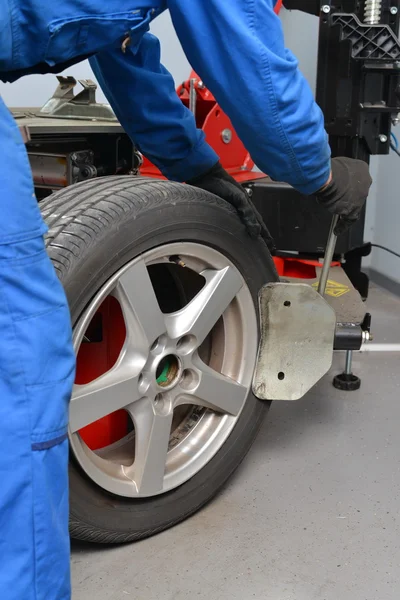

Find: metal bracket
[38,76,117,121]
[18,125,30,144]
[252,283,336,401]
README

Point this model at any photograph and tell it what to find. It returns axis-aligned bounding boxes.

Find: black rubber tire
[41,176,278,544]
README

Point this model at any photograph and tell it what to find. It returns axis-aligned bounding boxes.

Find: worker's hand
[187,162,274,247]
[315,157,372,236]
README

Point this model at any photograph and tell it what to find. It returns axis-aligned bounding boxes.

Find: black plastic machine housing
[249,0,400,297]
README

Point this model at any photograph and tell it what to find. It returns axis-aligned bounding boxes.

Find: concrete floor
[71,284,400,600]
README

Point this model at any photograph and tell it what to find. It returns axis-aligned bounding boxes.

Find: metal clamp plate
[252,282,336,401]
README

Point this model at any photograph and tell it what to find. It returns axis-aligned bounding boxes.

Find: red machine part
[141,0,282,181]
[140,74,267,182]
[273,257,341,279]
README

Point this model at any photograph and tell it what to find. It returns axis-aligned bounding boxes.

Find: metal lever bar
[318,215,339,296]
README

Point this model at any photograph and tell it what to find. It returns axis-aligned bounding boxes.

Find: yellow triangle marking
[312,279,350,298]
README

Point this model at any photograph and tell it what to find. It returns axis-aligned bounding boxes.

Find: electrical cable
[391,132,399,149]
[390,142,400,157]
[371,244,400,259]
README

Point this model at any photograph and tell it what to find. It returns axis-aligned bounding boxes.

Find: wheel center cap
[156,354,181,389]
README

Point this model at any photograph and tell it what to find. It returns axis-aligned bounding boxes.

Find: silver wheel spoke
[176,358,247,416]
[113,259,166,352]
[124,399,173,495]
[70,352,145,433]
[165,266,243,345]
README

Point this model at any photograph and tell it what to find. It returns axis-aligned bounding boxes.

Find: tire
[41,176,278,544]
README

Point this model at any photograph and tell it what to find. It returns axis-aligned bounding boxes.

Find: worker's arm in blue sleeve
[168,0,331,195]
[89,34,219,181]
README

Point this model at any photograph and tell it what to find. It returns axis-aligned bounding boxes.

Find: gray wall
[281,10,319,92]
[2,8,391,282]
[367,154,400,283]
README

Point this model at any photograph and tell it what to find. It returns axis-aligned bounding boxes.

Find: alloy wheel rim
[69,242,258,498]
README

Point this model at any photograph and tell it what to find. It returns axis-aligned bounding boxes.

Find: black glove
[315,157,372,236]
[187,162,274,248]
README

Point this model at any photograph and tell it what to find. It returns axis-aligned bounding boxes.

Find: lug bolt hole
[176,334,197,355]
[284,301,291,307]
[150,335,167,355]
[180,369,199,392]
[138,373,150,394]
[278,372,285,381]
[154,393,164,405]
[153,392,170,416]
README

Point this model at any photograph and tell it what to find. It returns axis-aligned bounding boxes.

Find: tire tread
[43,176,231,282]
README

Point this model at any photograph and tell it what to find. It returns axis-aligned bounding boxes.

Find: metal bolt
[245,187,253,197]
[322,4,331,13]
[221,128,233,144]
[344,350,353,375]
[390,6,398,14]
[379,134,388,143]
[198,81,205,89]
[362,330,371,343]
[392,116,400,126]
[134,150,144,168]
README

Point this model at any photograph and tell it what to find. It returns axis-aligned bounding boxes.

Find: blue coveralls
[0,1,331,599]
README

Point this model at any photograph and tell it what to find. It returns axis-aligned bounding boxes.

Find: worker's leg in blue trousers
[0,97,76,600]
